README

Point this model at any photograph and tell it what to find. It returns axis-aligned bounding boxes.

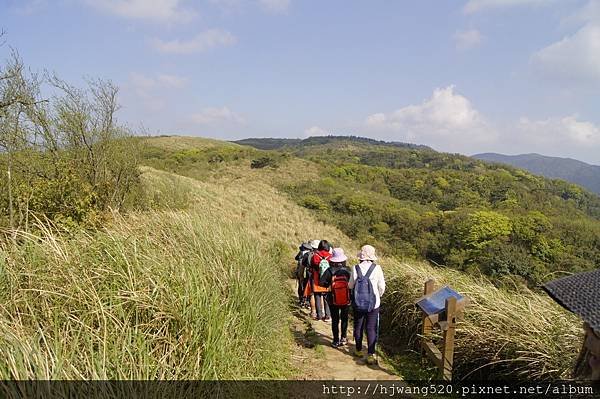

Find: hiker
[349,244,385,365]
[543,269,600,382]
[294,241,312,307]
[320,247,351,348]
[303,240,321,316]
[310,240,332,322]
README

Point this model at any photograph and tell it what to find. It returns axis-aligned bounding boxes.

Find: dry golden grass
[381,259,581,380]
[146,154,583,380]
[142,135,241,152]
[141,166,352,253]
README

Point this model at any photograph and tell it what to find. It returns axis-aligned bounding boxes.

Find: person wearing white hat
[349,244,386,365]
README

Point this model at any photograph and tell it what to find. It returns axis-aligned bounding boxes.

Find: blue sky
[3,0,600,163]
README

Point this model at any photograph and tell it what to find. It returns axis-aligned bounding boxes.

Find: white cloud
[454,29,484,50]
[152,29,236,54]
[209,0,290,14]
[130,72,187,91]
[128,72,188,111]
[531,23,600,83]
[258,0,290,13]
[463,0,550,14]
[156,74,187,88]
[304,126,328,136]
[365,86,493,150]
[130,73,156,92]
[84,0,196,23]
[191,107,245,125]
[517,115,600,145]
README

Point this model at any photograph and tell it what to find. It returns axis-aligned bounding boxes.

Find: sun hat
[542,269,600,332]
[357,244,377,261]
[310,240,320,250]
[330,248,348,263]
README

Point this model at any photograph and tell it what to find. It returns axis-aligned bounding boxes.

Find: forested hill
[473,152,600,195]
[233,136,600,287]
[233,135,431,151]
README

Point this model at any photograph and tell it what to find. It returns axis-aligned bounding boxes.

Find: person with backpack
[320,247,351,348]
[349,244,385,365]
[294,242,313,307]
[310,240,332,321]
[303,240,320,317]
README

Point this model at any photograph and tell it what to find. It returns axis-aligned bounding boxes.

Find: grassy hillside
[0,140,352,380]
[0,134,586,382]
[139,135,583,381]
[0,170,290,379]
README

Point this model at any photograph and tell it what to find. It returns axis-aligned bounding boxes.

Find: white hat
[357,244,377,261]
[310,240,320,249]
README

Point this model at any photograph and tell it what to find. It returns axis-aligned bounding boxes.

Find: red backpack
[331,273,350,306]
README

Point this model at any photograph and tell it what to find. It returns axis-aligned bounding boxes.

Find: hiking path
[288,280,403,380]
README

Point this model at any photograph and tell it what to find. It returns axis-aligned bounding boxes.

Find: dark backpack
[331,272,350,306]
[301,251,313,279]
[352,263,377,312]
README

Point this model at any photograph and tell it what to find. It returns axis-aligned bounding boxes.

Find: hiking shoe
[322,317,331,323]
[366,354,378,365]
[339,337,348,346]
[331,340,340,348]
[353,349,364,358]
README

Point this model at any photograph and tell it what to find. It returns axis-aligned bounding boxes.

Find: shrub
[0,60,142,230]
[251,156,278,169]
[301,195,329,211]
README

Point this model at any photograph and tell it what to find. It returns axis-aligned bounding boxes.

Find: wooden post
[421,279,435,364]
[442,296,457,381]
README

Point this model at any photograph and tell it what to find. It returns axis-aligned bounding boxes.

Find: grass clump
[380,259,581,381]
[0,207,292,379]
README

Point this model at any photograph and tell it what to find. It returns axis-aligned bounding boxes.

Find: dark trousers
[328,300,349,342]
[297,277,305,301]
[353,307,380,355]
[297,277,310,302]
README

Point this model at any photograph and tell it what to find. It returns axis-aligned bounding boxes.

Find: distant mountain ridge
[233,135,431,151]
[473,152,600,195]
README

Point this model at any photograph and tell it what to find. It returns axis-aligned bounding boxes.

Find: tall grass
[380,259,581,381]
[0,164,353,380]
[0,208,291,379]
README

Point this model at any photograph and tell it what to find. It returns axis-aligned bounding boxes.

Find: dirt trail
[288,280,402,380]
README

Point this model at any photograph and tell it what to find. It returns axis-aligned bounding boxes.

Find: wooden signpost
[415,278,467,381]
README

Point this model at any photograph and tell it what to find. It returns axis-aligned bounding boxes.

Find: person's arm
[348,265,356,289]
[376,265,385,296]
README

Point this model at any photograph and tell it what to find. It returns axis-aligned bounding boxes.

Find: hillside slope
[473,152,600,195]
[139,135,582,381]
